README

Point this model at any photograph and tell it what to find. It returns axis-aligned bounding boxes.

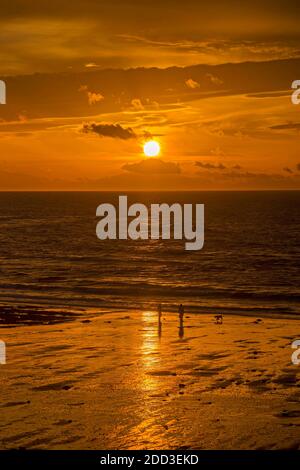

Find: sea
[0,191,299,317]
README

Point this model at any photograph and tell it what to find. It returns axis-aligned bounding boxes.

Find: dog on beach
[214,314,223,324]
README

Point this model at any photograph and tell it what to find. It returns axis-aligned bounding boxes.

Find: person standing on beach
[178,304,184,320]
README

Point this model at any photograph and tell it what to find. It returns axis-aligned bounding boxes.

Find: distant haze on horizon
[0,1,300,190]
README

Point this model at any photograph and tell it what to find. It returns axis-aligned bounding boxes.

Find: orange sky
[0,1,300,190]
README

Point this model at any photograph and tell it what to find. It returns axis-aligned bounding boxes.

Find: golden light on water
[143,140,160,157]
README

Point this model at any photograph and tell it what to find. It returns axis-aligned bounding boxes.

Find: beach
[1,306,300,450]
[1,1,300,459]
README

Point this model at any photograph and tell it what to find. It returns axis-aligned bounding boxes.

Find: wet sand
[0,308,300,450]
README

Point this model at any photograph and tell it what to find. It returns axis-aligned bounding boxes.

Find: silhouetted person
[178,304,184,320]
[157,303,162,320]
[178,304,184,338]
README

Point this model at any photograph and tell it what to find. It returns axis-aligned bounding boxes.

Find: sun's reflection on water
[140,310,162,392]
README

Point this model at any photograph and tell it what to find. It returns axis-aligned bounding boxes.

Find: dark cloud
[224,171,294,182]
[90,168,300,191]
[2,1,299,29]
[122,158,181,175]
[1,59,300,122]
[0,169,51,190]
[1,1,300,74]
[270,122,300,131]
[195,161,226,170]
[81,122,136,139]
[283,167,294,174]
[143,130,154,140]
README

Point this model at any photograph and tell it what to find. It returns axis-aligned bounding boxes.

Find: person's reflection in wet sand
[178,304,184,339]
[179,317,184,339]
[158,318,162,338]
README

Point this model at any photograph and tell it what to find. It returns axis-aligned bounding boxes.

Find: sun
[143,140,160,157]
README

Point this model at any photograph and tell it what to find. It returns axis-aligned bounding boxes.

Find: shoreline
[0,302,299,327]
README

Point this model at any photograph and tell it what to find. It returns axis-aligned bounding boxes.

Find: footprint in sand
[197,352,231,360]
[53,419,73,426]
[247,378,271,392]
[32,381,74,391]
[275,410,300,419]
[273,373,298,387]
[1,400,31,408]
[148,370,177,377]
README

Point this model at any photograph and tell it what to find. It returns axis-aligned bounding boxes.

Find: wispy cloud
[206,73,224,86]
[79,85,104,105]
[185,78,200,89]
[270,122,300,131]
[195,161,226,170]
[131,98,144,110]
